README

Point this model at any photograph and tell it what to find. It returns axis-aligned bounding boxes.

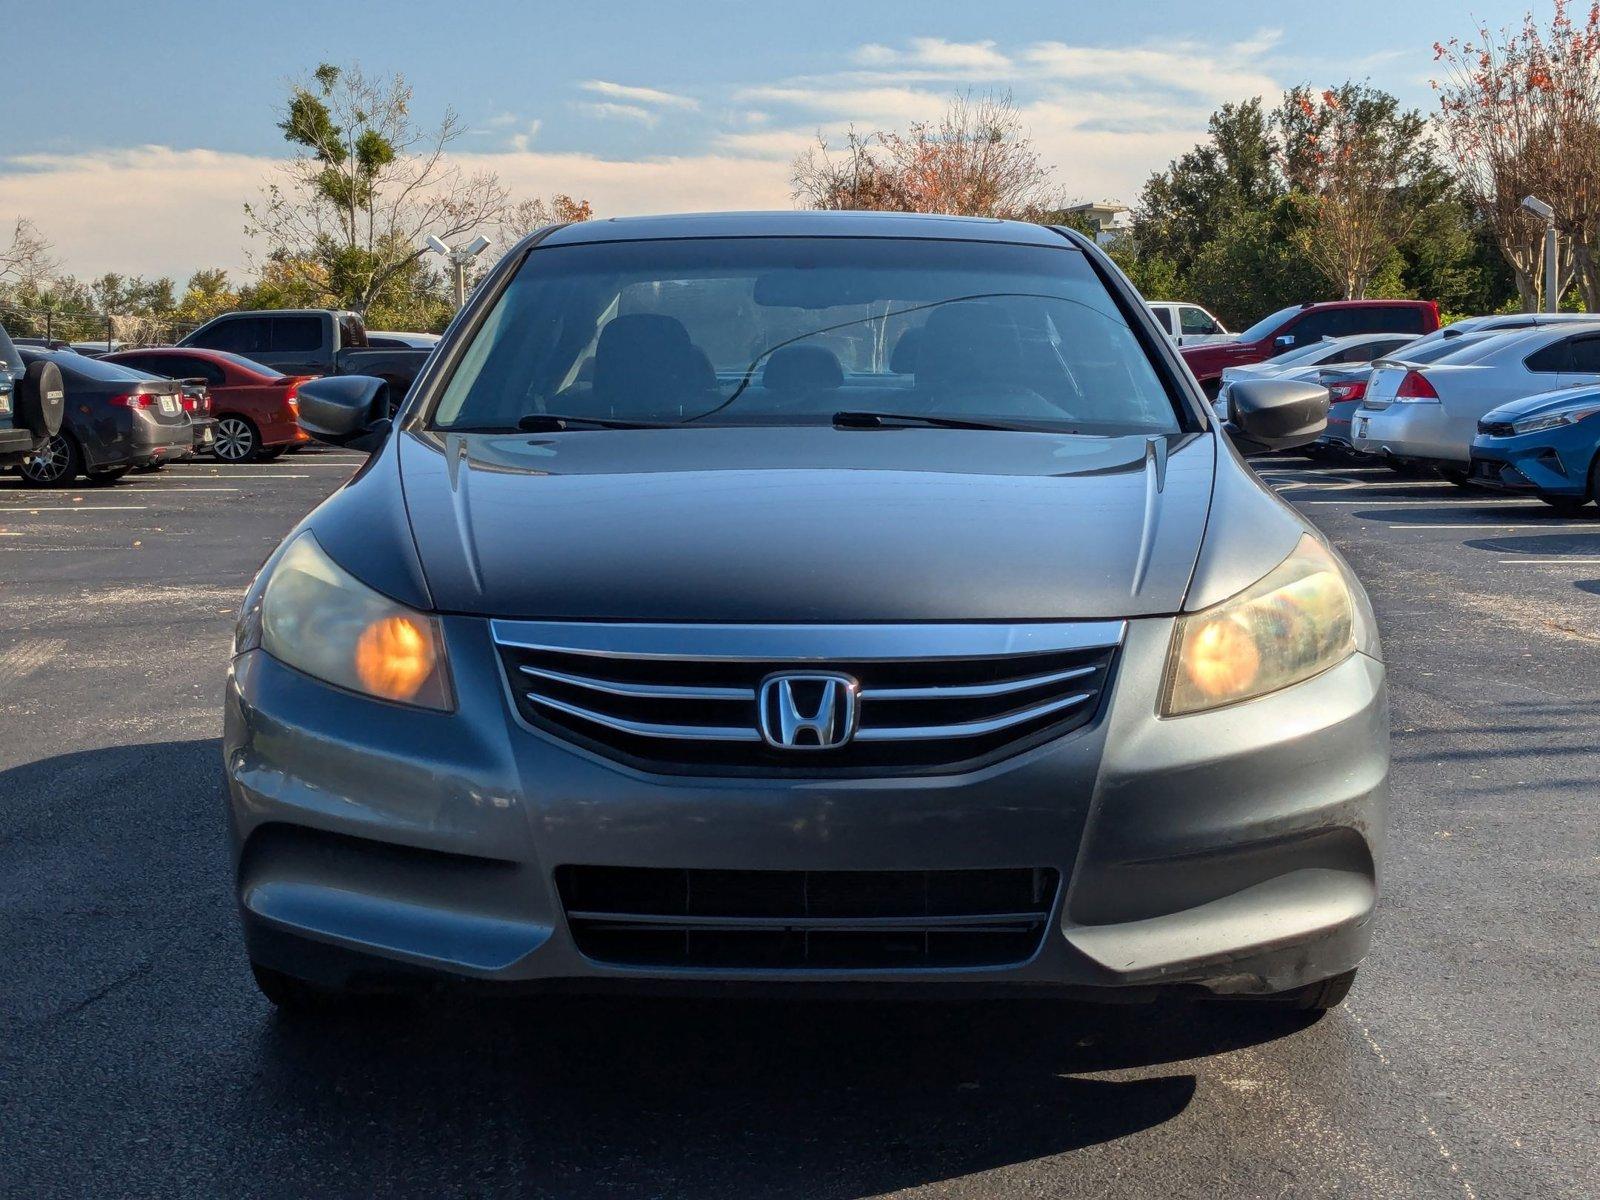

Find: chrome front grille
[491,620,1123,775]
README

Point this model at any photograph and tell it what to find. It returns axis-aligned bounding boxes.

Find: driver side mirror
[295,376,392,452]
[1225,378,1329,455]
[1273,334,1296,350]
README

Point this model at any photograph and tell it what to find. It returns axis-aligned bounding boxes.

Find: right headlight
[1162,534,1356,716]
[256,532,454,711]
[1511,405,1600,435]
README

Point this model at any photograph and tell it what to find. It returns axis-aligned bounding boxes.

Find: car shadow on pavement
[2,738,1321,1198]
[234,991,1314,1196]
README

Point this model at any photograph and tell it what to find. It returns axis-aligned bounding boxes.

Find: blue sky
[0,0,1530,279]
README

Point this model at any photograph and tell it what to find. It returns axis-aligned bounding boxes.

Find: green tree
[246,62,507,316]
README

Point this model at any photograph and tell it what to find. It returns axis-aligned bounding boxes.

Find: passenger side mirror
[295,375,392,452]
[1225,379,1329,454]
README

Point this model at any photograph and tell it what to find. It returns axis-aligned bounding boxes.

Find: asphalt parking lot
[2,449,1597,1199]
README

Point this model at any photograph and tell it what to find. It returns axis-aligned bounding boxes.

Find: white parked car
[1147,301,1232,346]
[1350,322,1600,471]
[1211,333,1417,423]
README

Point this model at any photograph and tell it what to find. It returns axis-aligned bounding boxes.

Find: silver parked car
[225,212,1386,1015]
[1352,322,1600,470]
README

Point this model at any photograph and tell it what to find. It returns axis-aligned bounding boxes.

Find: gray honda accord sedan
[225,211,1386,1014]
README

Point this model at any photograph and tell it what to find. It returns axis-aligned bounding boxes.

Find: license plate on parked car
[158,395,179,415]
[0,391,10,415]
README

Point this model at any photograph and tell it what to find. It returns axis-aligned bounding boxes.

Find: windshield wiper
[832,410,1038,432]
[516,413,677,431]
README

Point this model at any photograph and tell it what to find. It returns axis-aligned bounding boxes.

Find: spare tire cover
[17,360,65,439]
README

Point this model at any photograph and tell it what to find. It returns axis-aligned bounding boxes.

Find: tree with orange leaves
[1433,1,1600,310]
[790,93,1058,220]
[1273,83,1449,300]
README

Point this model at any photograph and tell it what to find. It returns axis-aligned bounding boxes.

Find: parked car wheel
[214,415,261,462]
[20,433,82,486]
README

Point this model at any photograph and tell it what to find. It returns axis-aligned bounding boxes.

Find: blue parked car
[1470,384,1600,514]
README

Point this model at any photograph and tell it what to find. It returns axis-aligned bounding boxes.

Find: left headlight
[256,532,453,710]
[1162,534,1355,716]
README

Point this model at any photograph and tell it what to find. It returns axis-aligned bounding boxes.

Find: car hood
[1483,385,1600,424]
[1182,341,1261,371]
[394,426,1216,622]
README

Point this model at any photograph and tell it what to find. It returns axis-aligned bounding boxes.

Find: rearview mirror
[1225,378,1329,454]
[295,376,392,452]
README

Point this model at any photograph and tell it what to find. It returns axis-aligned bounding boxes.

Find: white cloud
[580,80,699,110]
[850,38,1011,72]
[0,144,793,279]
[0,28,1337,281]
[574,101,659,126]
[508,120,543,152]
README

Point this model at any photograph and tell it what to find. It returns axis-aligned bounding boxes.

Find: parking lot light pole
[426,234,493,310]
[1521,195,1558,313]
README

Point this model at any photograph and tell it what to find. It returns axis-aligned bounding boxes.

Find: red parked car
[102,347,313,461]
[1179,299,1441,397]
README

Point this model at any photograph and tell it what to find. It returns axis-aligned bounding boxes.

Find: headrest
[914,302,1025,389]
[762,345,844,393]
[594,314,714,410]
[889,327,921,374]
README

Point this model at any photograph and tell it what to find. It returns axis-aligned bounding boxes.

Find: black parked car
[17,348,193,486]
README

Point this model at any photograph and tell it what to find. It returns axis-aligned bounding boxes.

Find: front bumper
[224,617,1388,997]
[1470,433,1593,498]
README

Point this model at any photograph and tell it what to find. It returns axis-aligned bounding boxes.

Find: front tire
[20,433,82,486]
[214,415,261,463]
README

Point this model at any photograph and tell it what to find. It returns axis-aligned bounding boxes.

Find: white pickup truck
[1147,301,1234,347]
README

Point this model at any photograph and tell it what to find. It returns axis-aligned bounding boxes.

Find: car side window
[192,317,267,354]
[1564,335,1600,374]
[1151,307,1174,334]
[1389,308,1427,333]
[271,317,322,353]
[172,357,226,386]
[1525,340,1569,373]
[1179,306,1216,335]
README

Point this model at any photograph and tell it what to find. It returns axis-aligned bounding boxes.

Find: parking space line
[0,505,149,513]
[152,476,312,483]
[3,488,241,496]
[1389,523,1594,530]
[1496,558,1600,564]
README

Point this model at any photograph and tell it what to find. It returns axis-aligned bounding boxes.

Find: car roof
[537,210,1072,248]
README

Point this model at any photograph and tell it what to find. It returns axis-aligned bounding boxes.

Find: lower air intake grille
[491,620,1123,776]
[556,865,1060,969]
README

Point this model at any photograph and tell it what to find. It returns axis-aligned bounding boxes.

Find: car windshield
[41,350,161,383]
[1269,338,1340,367]
[191,350,282,379]
[0,325,22,377]
[1394,333,1493,365]
[1234,305,1301,344]
[430,237,1183,436]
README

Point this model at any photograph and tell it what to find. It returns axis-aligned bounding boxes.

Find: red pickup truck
[1180,299,1440,396]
